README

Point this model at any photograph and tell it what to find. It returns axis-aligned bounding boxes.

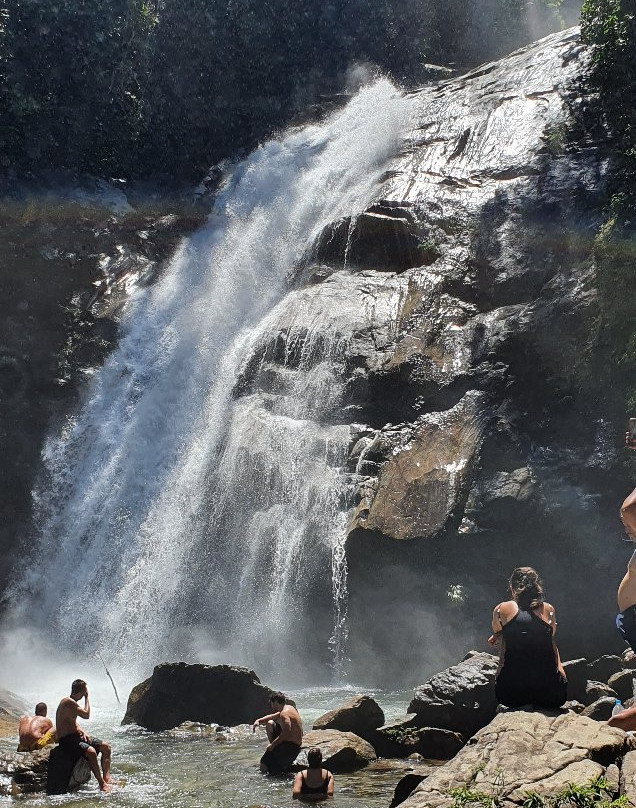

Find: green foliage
[580,0,636,410]
[0,0,568,182]
[448,764,505,808]
[383,726,419,745]
[449,786,502,808]
[522,776,628,808]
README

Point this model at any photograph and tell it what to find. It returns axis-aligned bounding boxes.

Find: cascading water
[8,79,413,683]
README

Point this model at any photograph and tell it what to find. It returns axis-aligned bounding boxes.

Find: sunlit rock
[297,729,376,772]
[399,711,627,808]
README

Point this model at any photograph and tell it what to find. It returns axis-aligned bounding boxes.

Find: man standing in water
[55,679,111,791]
[253,691,303,774]
[18,702,55,751]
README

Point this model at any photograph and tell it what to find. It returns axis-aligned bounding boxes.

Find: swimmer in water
[292,747,334,801]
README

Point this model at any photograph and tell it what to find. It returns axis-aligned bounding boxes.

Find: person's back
[279,704,303,745]
[18,703,54,752]
[292,748,334,801]
[491,567,567,709]
[55,697,80,740]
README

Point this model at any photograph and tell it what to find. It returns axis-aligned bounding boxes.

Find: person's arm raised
[76,690,90,720]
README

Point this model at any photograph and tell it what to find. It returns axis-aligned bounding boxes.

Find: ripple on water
[1,688,413,808]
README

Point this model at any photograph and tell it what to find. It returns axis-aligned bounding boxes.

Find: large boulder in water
[312,695,385,742]
[407,652,498,737]
[397,710,628,808]
[297,729,376,772]
[122,662,273,731]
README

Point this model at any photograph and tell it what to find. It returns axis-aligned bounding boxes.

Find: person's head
[34,702,47,717]
[269,691,286,709]
[70,679,87,699]
[508,566,544,610]
[307,748,323,769]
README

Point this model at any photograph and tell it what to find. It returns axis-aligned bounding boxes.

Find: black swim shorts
[260,740,301,775]
[617,604,636,652]
[58,733,104,757]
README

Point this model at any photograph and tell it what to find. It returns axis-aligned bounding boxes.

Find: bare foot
[99,781,111,792]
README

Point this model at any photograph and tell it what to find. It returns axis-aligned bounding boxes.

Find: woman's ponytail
[509,566,543,610]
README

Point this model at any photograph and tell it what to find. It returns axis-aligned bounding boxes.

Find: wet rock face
[122,663,273,731]
[0,749,50,795]
[230,28,620,683]
[0,179,205,596]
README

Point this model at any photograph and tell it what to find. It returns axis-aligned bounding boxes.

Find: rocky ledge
[395,710,630,808]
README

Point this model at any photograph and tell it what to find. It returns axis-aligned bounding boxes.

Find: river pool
[1,686,419,808]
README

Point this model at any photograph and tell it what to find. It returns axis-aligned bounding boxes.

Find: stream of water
[4,79,413,684]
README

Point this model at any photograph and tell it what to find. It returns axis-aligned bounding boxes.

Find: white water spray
[6,80,412,683]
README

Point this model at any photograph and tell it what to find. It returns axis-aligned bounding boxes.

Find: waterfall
[9,79,413,682]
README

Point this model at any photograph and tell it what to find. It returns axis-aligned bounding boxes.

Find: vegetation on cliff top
[0,0,568,182]
[580,0,636,411]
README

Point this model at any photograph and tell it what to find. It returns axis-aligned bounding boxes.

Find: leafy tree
[580,0,636,406]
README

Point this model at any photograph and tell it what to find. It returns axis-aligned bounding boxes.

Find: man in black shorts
[253,691,303,774]
[55,679,111,791]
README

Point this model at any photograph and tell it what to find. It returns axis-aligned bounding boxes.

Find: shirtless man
[17,703,55,752]
[252,691,303,774]
[608,454,636,730]
[55,679,111,791]
[615,435,636,656]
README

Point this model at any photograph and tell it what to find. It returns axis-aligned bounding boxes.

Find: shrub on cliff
[581,1,636,410]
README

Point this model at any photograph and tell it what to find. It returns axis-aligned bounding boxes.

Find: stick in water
[96,652,121,704]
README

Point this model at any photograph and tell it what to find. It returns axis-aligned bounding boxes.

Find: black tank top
[300,770,330,795]
[501,607,556,671]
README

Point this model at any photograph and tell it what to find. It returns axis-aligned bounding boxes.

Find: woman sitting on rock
[292,747,334,802]
[489,566,567,709]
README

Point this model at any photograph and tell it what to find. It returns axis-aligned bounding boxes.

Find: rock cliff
[0,28,628,684]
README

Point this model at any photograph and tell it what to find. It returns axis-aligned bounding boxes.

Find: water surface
[1,687,417,808]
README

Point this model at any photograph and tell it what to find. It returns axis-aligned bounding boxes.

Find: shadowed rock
[408,652,498,737]
[587,656,624,684]
[585,681,618,706]
[0,748,90,796]
[122,663,273,731]
[581,697,616,721]
[608,670,636,703]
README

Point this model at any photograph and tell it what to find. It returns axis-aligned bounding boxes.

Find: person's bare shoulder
[57,697,76,711]
[496,600,516,616]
